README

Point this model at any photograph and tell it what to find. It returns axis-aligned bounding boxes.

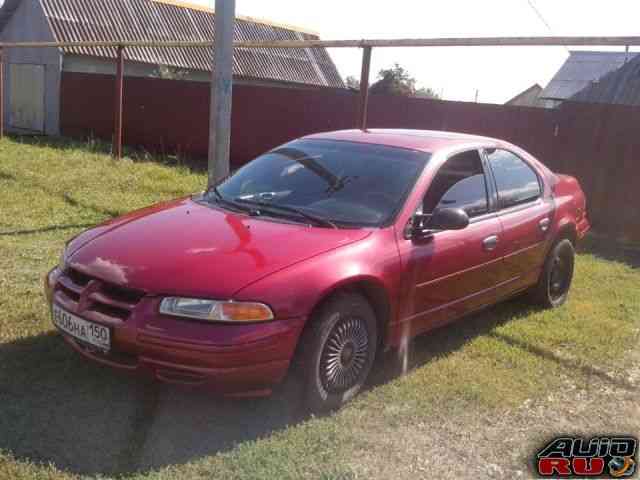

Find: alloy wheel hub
[320,317,369,393]
[550,255,568,298]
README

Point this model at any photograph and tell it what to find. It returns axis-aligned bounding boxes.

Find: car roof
[301,129,503,153]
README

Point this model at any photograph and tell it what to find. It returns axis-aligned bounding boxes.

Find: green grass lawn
[0,136,638,480]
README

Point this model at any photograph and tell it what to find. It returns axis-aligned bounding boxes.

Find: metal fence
[2,36,640,241]
[3,35,640,155]
[57,70,640,242]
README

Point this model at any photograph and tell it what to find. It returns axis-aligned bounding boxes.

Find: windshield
[210,139,430,227]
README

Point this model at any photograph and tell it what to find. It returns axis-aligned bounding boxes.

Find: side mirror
[430,208,470,231]
[409,208,470,240]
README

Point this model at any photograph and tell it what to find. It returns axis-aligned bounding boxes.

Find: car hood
[67,197,372,297]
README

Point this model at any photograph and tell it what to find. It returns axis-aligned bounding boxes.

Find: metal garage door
[9,64,45,133]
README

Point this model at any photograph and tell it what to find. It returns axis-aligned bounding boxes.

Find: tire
[293,292,378,413]
[531,238,575,308]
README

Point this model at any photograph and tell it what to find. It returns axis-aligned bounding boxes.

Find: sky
[186,0,640,104]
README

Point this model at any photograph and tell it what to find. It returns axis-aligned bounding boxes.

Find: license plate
[52,304,111,352]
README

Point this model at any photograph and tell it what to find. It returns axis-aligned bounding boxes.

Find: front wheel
[531,238,575,308]
[295,292,378,413]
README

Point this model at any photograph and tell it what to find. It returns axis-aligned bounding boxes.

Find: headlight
[159,298,274,323]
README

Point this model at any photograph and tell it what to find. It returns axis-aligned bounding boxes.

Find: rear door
[484,148,554,296]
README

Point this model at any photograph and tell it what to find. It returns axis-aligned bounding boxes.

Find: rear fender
[551,175,589,243]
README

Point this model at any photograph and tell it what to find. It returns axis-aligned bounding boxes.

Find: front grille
[67,268,92,287]
[56,267,145,321]
[101,283,144,305]
[58,282,80,302]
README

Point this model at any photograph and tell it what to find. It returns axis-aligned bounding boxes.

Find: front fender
[233,229,403,323]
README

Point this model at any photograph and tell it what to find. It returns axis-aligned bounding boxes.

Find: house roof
[505,83,543,106]
[570,54,640,106]
[541,50,636,101]
[152,0,319,36]
[0,0,21,32]
[0,0,344,88]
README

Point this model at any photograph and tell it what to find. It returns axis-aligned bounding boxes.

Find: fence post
[357,46,372,130]
[0,47,4,140]
[113,45,124,159]
[208,0,236,187]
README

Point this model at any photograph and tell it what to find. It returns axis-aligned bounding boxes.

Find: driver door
[397,149,505,337]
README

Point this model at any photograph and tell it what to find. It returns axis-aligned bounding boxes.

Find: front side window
[421,150,489,218]
[212,140,430,227]
[486,149,541,209]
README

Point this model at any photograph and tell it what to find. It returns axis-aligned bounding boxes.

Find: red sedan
[45,129,589,411]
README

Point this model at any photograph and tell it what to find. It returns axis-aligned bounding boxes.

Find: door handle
[539,218,551,233]
[482,235,499,252]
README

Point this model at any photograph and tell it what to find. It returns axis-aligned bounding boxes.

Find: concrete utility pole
[113,45,125,159]
[357,46,372,130]
[0,47,4,140]
[208,0,235,188]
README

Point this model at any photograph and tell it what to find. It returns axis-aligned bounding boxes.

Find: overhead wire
[525,0,570,53]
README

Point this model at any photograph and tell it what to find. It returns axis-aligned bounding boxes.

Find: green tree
[370,63,439,99]
[415,87,440,99]
[345,75,360,89]
[152,64,191,81]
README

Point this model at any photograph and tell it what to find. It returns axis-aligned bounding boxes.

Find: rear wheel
[294,292,377,413]
[531,238,575,308]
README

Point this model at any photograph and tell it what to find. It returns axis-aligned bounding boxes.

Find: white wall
[1,0,61,135]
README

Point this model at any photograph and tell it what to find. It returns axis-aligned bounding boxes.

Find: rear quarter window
[486,149,541,209]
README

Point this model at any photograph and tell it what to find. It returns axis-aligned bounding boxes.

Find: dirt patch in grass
[347,370,639,479]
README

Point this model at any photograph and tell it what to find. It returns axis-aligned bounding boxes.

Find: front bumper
[45,267,305,395]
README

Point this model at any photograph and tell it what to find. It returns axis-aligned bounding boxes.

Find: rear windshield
[213,139,430,227]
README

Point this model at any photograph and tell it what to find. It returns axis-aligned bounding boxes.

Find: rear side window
[422,150,489,218]
[486,149,541,209]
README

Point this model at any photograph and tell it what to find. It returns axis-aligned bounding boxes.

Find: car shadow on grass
[367,296,533,388]
[578,234,640,269]
[0,299,539,477]
[0,331,303,477]
[370,292,638,396]
[0,306,510,478]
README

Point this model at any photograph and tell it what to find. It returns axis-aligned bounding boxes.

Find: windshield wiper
[325,175,358,195]
[234,198,338,229]
[208,187,256,214]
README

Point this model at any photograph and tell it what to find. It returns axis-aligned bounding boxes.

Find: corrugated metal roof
[540,50,636,101]
[1,0,344,88]
[571,54,640,106]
